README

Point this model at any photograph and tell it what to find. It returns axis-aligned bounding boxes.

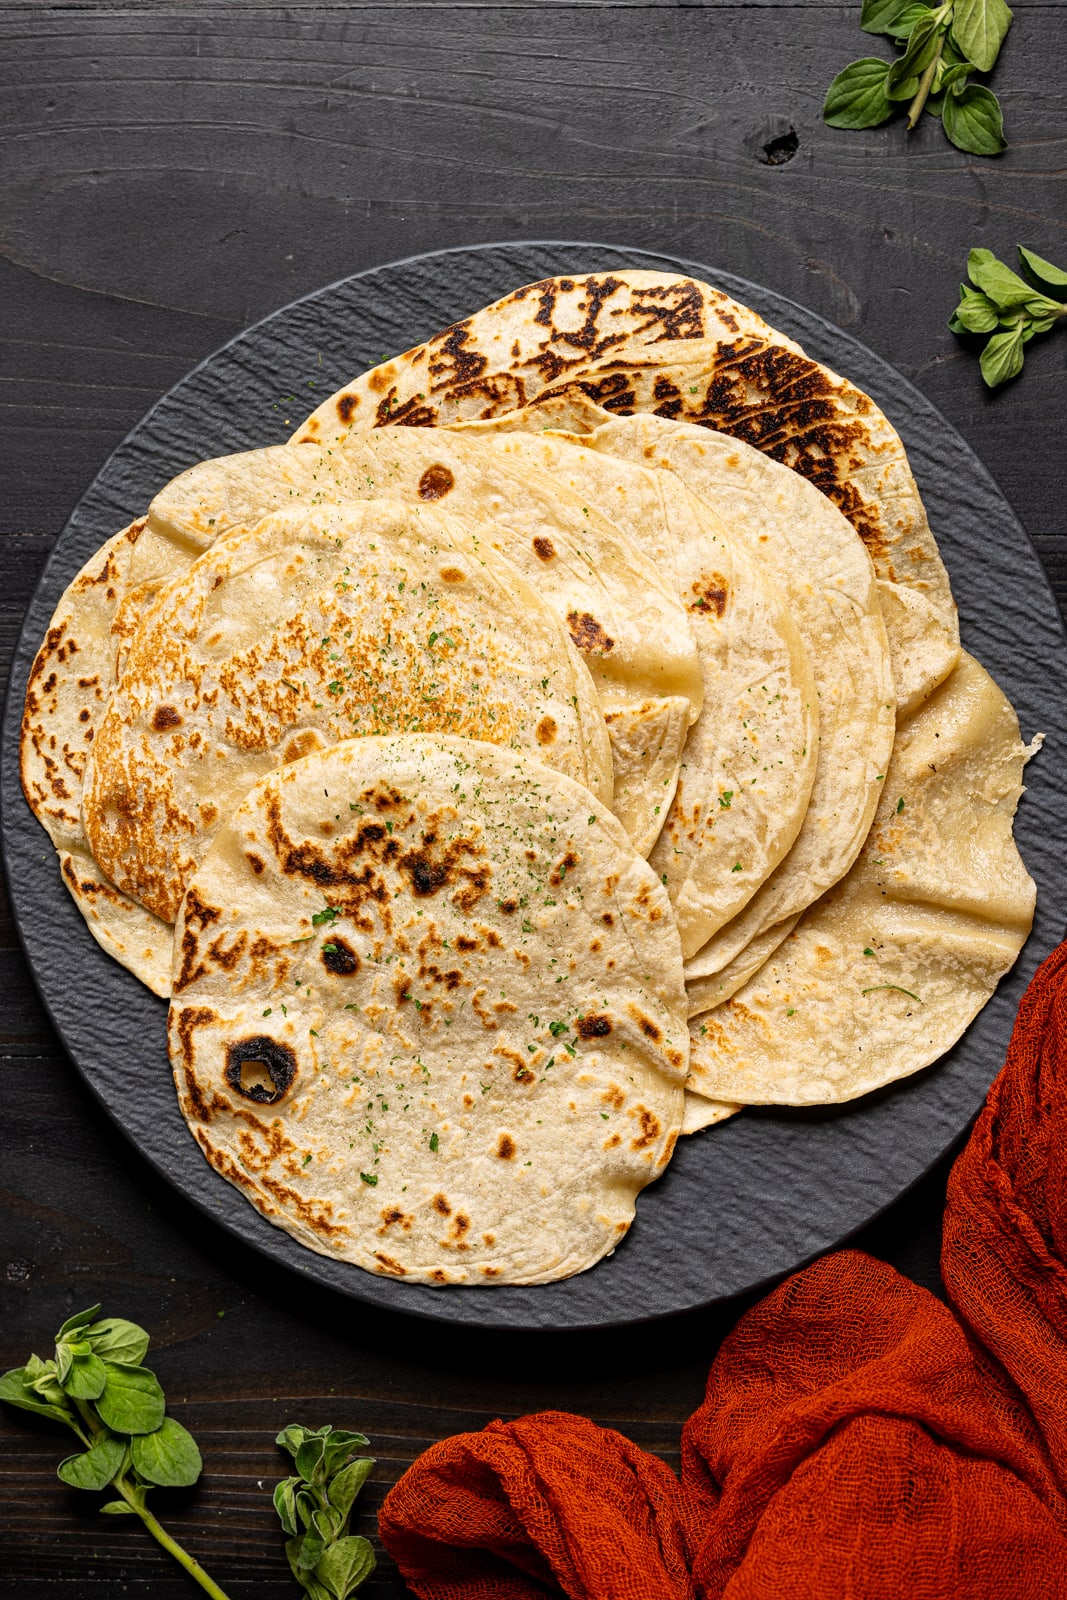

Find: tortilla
[82,499,612,926]
[20,520,197,994]
[570,410,897,986]
[169,735,688,1284]
[446,414,820,958]
[293,269,959,651]
[687,653,1038,1104]
[147,429,705,855]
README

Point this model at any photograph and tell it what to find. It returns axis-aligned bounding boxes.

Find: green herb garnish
[312,905,342,926]
[862,984,923,1001]
[950,245,1067,386]
[824,0,1013,155]
[273,1424,376,1598]
[428,1132,439,1152]
[0,1306,228,1599]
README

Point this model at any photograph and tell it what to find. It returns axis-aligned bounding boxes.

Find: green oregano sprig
[273,1424,377,1599]
[824,0,1012,154]
[0,1305,230,1600]
[951,246,1067,386]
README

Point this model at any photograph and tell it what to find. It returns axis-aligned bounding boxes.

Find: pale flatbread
[446,414,820,959]
[687,654,1037,1104]
[82,500,612,926]
[573,412,897,987]
[148,430,705,856]
[169,736,688,1284]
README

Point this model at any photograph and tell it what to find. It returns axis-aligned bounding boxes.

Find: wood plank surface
[1,2,1064,1594]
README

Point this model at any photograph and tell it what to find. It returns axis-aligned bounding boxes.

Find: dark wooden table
[2,3,1064,1594]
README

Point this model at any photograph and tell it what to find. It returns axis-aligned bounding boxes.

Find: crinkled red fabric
[381,942,1067,1599]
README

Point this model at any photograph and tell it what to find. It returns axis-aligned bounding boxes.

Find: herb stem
[907,37,944,129]
[112,1475,234,1600]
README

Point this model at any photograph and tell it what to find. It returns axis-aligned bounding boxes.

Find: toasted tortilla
[445,414,820,959]
[570,411,897,987]
[169,735,688,1284]
[147,430,705,855]
[82,500,612,926]
[687,654,1037,1104]
[294,270,959,649]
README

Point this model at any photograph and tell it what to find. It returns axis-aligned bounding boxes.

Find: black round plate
[4,242,1066,1330]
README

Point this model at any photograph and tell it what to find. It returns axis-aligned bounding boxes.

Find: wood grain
[1,2,1063,1593]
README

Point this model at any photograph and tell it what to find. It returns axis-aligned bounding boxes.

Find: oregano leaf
[315,1534,376,1599]
[85,1318,151,1367]
[100,1499,137,1515]
[129,1416,203,1487]
[95,1362,166,1435]
[57,1434,127,1492]
[943,84,1006,154]
[1018,247,1067,296]
[62,1351,108,1401]
[823,59,894,128]
[886,11,943,94]
[979,324,1025,386]
[950,0,1013,72]
[55,1306,102,1342]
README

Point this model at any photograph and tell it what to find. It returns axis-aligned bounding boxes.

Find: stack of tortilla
[21,270,1038,1284]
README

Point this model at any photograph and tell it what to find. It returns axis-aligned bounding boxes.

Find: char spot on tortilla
[224,1036,297,1104]
[536,715,557,745]
[567,611,614,653]
[433,1193,452,1217]
[152,705,182,732]
[321,937,360,976]
[689,573,730,617]
[336,394,358,423]
[496,1133,516,1159]
[532,536,556,561]
[417,464,455,501]
[439,566,466,584]
[576,1013,612,1039]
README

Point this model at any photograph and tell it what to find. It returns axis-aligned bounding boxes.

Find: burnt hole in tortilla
[417,464,455,501]
[321,937,360,976]
[224,1036,297,1104]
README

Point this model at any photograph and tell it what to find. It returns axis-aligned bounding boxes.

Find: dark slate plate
[4,243,1066,1331]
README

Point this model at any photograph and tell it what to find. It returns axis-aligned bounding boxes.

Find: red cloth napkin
[380,940,1067,1599]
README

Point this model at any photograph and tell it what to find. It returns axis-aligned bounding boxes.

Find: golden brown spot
[689,574,729,618]
[417,463,455,501]
[429,1268,449,1283]
[374,1253,407,1276]
[246,852,265,875]
[337,394,358,424]
[432,1193,452,1217]
[152,704,182,732]
[602,1085,625,1110]
[602,912,614,927]
[576,1013,612,1039]
[200,803,218,827]
[628,1006,662,1042]
[481,1265,500,1278]
[439,566,466,584]
[283,730,323,764]
[536,715,557,746]
[567,611,614,653]
[496,1133,516,1160]
[603,1133,622,1149]
[533,536,556,561]
[630,1106,661,1150]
